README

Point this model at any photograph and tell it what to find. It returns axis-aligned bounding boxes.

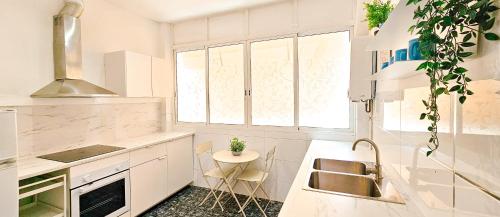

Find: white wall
[171,0,355,47]
[0,0,162,97]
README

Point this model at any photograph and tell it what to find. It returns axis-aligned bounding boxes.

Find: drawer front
[130,143,167,167]
[70,153,129,179]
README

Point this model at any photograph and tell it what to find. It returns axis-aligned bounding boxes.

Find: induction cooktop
[38,145,126,163]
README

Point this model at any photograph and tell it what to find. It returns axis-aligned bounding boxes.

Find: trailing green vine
[407,0,499,156]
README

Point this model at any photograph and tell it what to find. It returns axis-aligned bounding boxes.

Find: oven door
[71,170,130,217]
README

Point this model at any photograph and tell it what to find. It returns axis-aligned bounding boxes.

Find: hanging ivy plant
[407,0,499,156]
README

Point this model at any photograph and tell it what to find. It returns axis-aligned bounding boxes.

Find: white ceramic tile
[454,174,500,217]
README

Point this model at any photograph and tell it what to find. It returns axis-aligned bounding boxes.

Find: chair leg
[240,181,267,217]
[209,179,225,210]
[239,182,254,212]
[200,177,224,211]
[258,184,271,211]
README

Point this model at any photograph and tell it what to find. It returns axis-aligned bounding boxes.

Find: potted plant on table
[364,0,394,35]
[230,137,246,156]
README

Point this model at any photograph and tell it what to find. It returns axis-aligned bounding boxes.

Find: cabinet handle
[158,156,167,160]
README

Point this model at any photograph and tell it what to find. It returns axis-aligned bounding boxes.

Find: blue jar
[381,62,389,69]
[409,38,423,60]
[395,49,408,61]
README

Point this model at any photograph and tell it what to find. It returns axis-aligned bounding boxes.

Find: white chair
[196,141,237,211]
[236,146,276,217]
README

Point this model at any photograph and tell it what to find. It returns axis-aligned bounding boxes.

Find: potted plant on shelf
[364,0,394,35]
[230,137,246,156]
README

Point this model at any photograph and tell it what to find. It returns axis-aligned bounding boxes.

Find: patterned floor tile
[140,186,283,217]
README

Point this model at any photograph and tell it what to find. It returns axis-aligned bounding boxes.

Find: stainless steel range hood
[31,1,117,98]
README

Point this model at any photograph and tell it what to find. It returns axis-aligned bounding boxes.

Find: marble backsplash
[2,101,164,158]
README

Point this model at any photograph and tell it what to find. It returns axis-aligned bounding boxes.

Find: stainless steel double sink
[304,158,405,204]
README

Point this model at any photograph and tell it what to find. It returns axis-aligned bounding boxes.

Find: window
[176,50,206,123]
[250,38,295,126]
[298,31,351,128]
[208,44,245,124]
[175,30,353,130]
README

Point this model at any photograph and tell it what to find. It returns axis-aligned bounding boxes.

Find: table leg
[214,161,246,217]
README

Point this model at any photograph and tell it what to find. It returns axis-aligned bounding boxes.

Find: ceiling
[105,0,285,23]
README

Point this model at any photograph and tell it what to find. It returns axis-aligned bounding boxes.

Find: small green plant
[364,0,394,30]
[230,137,246,153]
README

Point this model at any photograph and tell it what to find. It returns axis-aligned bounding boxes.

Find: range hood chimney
[31,0,117,98]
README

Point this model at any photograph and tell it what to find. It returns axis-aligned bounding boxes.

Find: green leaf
[422,100,429,107]
[466,90,474,95]
[458,52,473,57]
[465,77,472,82]
[459,96,467,104]
[463,33,472,42]
[435,87,446,95]
[461,42,475,47]
[420,113,427,120]
[449,85,461,92]
[482,18,495,31]
[426,150,433,156]
[417,62,428,70]
[428,126,434,131]
[454,67,468,74]
[485,33,499,40]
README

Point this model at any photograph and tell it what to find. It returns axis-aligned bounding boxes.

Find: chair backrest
[260,146,276,182]
[196,141,213,174]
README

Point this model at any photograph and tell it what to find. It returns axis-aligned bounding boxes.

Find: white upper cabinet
[151,56,169,97]
[105,51,168,97]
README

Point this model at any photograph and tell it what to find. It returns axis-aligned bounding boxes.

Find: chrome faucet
[352,138,382,183]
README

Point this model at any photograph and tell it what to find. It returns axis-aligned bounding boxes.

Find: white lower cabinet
[130,156,168,216]
[166,136,194,196]
[129,135,194,216]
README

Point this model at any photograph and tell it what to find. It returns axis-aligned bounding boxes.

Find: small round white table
[212,150,259,217]
[212,150,259,164]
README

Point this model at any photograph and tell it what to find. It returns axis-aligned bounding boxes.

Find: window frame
[173,29,356,135]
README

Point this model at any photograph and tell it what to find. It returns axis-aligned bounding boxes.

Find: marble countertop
[17,131,194,180]
[278,140,425,217]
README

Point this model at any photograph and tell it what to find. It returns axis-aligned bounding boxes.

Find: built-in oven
[70,161,130,217]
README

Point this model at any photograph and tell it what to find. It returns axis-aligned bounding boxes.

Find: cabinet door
[152,57,169,97]
[130,156,167,216]
[0,165,18,217]
[167,137,193,196]
[125,52,152,97]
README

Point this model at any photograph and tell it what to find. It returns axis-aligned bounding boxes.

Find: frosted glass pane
[209,44,245,124]
[298,31,351,128]
[176,50,206,123]
[251,38,294,126]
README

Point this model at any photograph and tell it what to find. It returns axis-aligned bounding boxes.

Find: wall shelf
[19,202,64,217]
[19,174,67,217]
[371,60,425,81]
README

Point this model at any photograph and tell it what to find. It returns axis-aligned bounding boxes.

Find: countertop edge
[17,131,194,180]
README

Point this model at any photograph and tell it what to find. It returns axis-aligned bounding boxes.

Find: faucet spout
[352,138,382,183]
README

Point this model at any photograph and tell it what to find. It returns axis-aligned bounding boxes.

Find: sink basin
[313,158,368,175]
[308,171,381,198]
